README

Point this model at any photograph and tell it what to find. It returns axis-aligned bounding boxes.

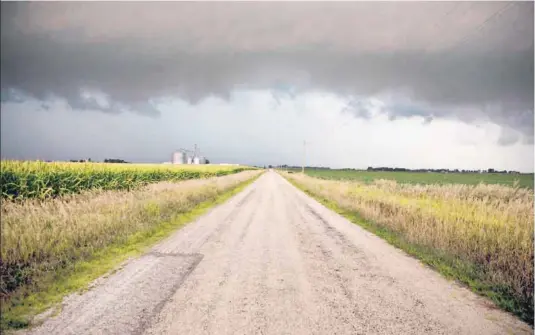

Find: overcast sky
[1,2,533,171]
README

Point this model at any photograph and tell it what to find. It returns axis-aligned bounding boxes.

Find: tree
[104,158,129,163]
[205,159,210,164]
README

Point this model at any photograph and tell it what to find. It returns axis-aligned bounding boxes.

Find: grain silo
[186,155,193,164]
[172,151,186,164]
[193,156,201,165]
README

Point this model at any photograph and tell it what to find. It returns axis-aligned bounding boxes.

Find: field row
[1,161,253,200]
[283,172,534,323]
[286,168,534,189]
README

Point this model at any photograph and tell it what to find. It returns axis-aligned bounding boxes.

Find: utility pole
[302,140,306,174]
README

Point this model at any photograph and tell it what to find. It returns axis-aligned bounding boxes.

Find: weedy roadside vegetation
[1,165,261,330]
[283,172,534,324]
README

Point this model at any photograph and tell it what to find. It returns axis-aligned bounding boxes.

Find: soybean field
[295,168,534,189]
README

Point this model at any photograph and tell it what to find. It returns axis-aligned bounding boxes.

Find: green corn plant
[1,160,254,200]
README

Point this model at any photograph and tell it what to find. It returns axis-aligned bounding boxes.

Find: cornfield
[0,160,252,200]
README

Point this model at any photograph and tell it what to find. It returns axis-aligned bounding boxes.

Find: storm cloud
[1,2,533,151]
[1,2,534,134]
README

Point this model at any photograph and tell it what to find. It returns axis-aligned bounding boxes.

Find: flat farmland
[298,169,534,189]
[1,160,253,200]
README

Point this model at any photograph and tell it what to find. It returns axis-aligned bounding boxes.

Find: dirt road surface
[25,171,531,335]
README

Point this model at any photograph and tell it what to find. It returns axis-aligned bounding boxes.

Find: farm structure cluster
[172,146,208,165]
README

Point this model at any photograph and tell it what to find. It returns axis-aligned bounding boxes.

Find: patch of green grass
[1,174,261,332]
[291,168,534,189]
[285,176,533,325]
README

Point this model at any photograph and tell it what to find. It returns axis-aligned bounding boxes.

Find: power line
[430,2,518,104]
[421,2,516,53]
[422,2,464,52]
[450,2,517,50]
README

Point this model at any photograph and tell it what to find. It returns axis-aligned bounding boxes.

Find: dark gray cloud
[1,2,533,144]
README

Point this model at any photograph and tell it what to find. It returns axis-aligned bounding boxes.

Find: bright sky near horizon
[1,2,533,171]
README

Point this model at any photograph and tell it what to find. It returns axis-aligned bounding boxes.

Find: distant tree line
[273,164,522,174]
[69,158,92,163]
[68,158,130,163]
[366,167,521,174]
[103,158,130,163]
[277,165,331,170]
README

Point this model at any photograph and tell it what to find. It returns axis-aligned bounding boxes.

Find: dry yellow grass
[284,172,534,321]
[1,170,261,299]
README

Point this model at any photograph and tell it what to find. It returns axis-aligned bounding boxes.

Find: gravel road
[26,171,531,335]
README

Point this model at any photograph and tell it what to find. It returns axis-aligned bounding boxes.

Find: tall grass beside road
[1,170,262,330]
[283,172,534,324]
